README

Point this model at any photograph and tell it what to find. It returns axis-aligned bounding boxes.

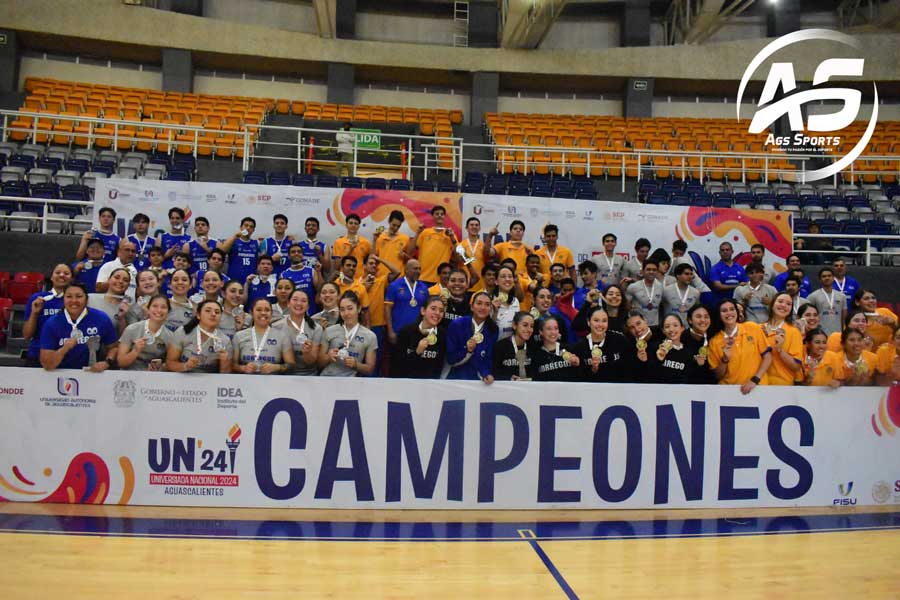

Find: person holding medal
[826,310,873,353]
[72,238,107,293]
[312,282,342,329]
[661,263,702,326]
[487,220,531,276]
[681,304,716,384]
[359,253,401,375]
[529,287,556,342]
[456,217,487,291]
[40,282,118,371]
[795,303,820,336]
[531,315,581,381]
[518,254,546,313]
[874,326,900,386]
[332,213,373,272]
[272,289,322,376]
[649,314,693,383]
[852,288,898,348]
[535,224,575,281]
[299,216,331,274]
[733,263,775,324]
[219,281,247,339]
[385,259,430,345]
[831,327,877,386]
[801,328,841,387]
[232,298,294,374]
[281,243,323,315]
[195,269,225,305]
[124,270,161,326]
[269,278,296,324]
[245,255,278,306]
[442,268,473,326]
[88,267,132,336]
[626,312,658,366]
[708,299,773,394]
[571,306,631,382]
[427,262,454,300]
[625,257,664,327]
[260,214,293,277]
[219,217,260,284]
[573,261,604,310]
[392,296,447,379]
[373,210,413,278]
[166,299,232,373]
[155,207,191,269]
[572,283,607,339]
[96,240,138,301]
[492,265,521,340]
[492,311,536,381]
[805,266,847,336]
[181,216,218,277]
[333,255,371,320]
[165,269,196,332]
[318,291,378,377]
[446,291,498,383]
[23,263,73,367]
[761,292,804,385]
[117,295,172,371]
[127,213,153,272]
[549,278,578,340]
[593,233,626,287]
[74,206,119,263]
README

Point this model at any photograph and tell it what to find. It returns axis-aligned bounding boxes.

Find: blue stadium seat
[341,176,363,189]
[37,157,61,173]
[268,172,292,185]
[553,189,575,199]
[531,188,552,198]
[575,189,597,200]
[648,193,668,205]
[292,174,315,187]
[242,171,266,185]
[462,181,483,193]
[413,180,435,192]
[365,178,387,190]
[166,170,191,181]
[317,175,339,188]
[64,159,90,175]
[389,179,411,191]
[670,193,691,206]
[437,181,459,193]
[10,154,35,170]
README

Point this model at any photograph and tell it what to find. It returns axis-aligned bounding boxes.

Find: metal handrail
[793,232,900,266]
[0,196,93,234]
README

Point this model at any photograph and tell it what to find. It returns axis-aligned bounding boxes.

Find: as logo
[736,29,878,181]
[57,378,79,397]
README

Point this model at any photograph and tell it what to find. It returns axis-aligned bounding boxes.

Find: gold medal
[591,346,603,359]
[529,307,540,319]
[375,225,385,234]
[440,288,450,300]
[698,345,709,357]
[636,339,647,351]
[409,298,417,307]
[656,348,668,361]
[498,292,508,303]
[473,332,484,344]
[561,351,572,363]
[855,361,868,375]
[426,332,438,346]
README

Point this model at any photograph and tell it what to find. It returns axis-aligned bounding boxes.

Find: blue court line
[520,529,580,600]
[0,511,898,543]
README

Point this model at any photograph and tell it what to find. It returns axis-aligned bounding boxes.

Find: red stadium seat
[8,272,44,306]
[0,297,12,345]
[0,271,10,297]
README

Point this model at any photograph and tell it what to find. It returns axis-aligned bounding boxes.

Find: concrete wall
[356,13,456,46]
[8,0,900,82]
[356,86,468,112]
[652,99,758,119]
[204,0,317,34]
[539,17,619,50]
[498,96,622,116]
[194,73,327,101]
[19,55,162,90]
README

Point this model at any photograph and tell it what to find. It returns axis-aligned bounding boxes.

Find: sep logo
[736,29,878,181]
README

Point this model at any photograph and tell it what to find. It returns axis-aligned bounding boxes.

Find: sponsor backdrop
[0,368,897,509]
[95,180,792,275]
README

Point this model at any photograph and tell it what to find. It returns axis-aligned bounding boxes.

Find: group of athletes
[25,203,900,389]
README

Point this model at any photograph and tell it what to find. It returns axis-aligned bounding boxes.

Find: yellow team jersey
[876,343,898,377]
[493,241,531,274]
[518,273,539,312]
[708,321,771,386]
[373,233,409,277]
[458,238,486,291]
[763,323,804,385]
[867,307,898,348]
[416,228,454,283]
[335,278,370,310]
[358,275,388,327]
[830,350,878,381]
[535,245,575,279]
[804,351,843,386]
[332,236,372,268]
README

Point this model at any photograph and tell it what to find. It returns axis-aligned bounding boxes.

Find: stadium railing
[0,196,92,234]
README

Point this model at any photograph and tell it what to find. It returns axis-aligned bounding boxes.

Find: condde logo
[737,29,878,181]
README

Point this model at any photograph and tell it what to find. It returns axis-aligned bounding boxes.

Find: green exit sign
[0,34,7,46]
[351,128,381,150]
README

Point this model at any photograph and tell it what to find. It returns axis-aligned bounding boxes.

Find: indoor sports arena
[1,0,899,597]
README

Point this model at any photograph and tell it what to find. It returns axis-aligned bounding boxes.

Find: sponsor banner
[96,180,791,276]
[0,368,896,509]
[351,128,381,150]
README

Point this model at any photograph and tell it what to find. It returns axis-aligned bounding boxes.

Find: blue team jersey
[227,238,260,283]
[160,232,191,268]
[710,261,749,301]
[93,231,120,262]
[194,269,230,294]
[573,283,605,309]
[128,234,154,271]
[187,238,218,274]
[385,278,430,332]
[445,316,498,381]
[298,239,327,267]
[262,237,292,275]
[281,266,318,314]
[24,291,65,359]
[772,271,813,297]
[39,308,117,370]
[246,275,277,305]
[72,261,103,293]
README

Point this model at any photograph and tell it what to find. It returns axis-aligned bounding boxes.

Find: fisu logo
[736,29,878,181]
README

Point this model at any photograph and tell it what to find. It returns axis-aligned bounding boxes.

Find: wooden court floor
[1,504,898,599]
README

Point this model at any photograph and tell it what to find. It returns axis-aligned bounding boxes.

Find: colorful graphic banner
[1,368,896,509]
[95,181,791,277]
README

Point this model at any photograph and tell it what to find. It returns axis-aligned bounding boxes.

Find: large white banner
[96,180,793,273]
[1,368,897,509]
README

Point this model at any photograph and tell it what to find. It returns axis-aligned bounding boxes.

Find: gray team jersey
[311,308,340,329]
[270,303,289,325]
[734,283,777,324]
[219,309,251,339]
[232,326,291,367]
[806,288,847,335]
[320,323,378,377]
[592,253,625,286]
[125,297,150,326]
[273,317,324,376]
[165,299,195,332]
[620,258,643,282]
[88,293,123,324]
[625,280,664,326]
[169,326,233,373]
[661,283,702,325]
[119,320,171,370]
[670,256,711,293]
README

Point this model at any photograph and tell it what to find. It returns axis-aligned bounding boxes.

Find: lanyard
[65,308,88,333]
[724,325,739,342]
[823,288,835,311]
[834,277,846,292]
[466,238,481,257]
[675,284,691,306]
[288,316,305,336]
[689,328,708,348]
[602,253,616,273]
[404,277,417,298]
[343,323,360,348]
[641,279,658,303]
[144,320,162,341]
[250,327,270,361]
[196,327,219,353]
[544,246,557,265]
[589,336,605,351]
